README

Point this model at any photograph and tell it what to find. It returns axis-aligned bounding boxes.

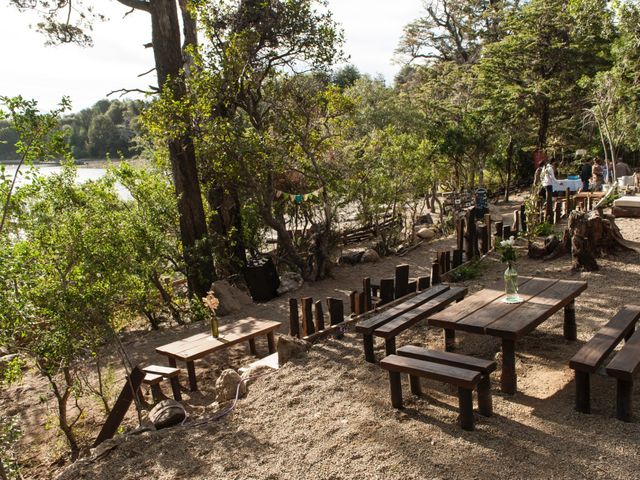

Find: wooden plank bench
[379,354,483,431]
[142,365,182,402]
[396,345,496,417]
[373,287,468,358]
[569,305,640,421]
[356,284,450,362]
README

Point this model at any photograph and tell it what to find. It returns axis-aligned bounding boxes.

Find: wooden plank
[142,373,163,385]
[379,278,395,305]
[327,297,344,326]
[289,298,300,338]
[456,278,558,334]
[301,297,314,336]
[397,345,496,373]
[94,366,145,447]
[355,284,450,334]
[374,287,468,338]
[417,276,430,291]
[428,277,533,328]
[486,280,588,339]
[363,277,372,312]
[431,260,440,285]
[395,264,410,299]
[570,305,640,373]
[380,355,481,390]
[143,365,180,377]
[606,328,640,382]
[314,300,325,332]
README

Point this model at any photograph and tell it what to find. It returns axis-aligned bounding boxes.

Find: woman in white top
[540,160,557,203]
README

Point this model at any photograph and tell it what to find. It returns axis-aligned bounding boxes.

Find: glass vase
[210,315,219,338]
[504,263,522,303]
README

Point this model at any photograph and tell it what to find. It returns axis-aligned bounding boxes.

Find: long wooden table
[156,317,280,391]
[428,277,587,394]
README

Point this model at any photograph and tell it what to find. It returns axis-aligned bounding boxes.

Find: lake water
[2,164,132,200]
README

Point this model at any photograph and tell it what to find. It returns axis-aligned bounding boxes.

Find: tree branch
[115,0,151,14]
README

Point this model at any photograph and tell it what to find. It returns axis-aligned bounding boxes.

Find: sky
[0,1,424,112]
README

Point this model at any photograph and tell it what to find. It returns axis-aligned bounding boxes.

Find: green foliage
[0,415,21,479]
[532,222,557,237]
[449,259,484,282]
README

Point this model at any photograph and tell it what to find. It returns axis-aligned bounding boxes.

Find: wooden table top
[156,317,280,361]
[428,277,587,340]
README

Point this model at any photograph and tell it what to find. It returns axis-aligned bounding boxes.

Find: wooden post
[417,276,430,290]
[314,300,325,332]
[289,298,300,338]
[564,300,577,341]
[349,291,357,315]
[484,213,492,250]
[495,221,504,241]
[363,277,372,312]
[389,371,403,409]
[478,376,493,417]
[326,298,344,326]
[445,251,451,273]
[478,225,488,255]
[94,366,145,447]
[438,251,447,275]
[452,249,463,269]
[456,218,465,251]
[301,297,314,335]
[458,387,475,431]
[554,201,562,224]
[379,278,394,305]
[431,260,441,285]
[565,188,571,217]
[545,187,553,222]
[395,264,410,299]
[513,210,520,235]
[407,280,417,293]
[502,225,511,240]
[616,379,633,422]
[575,371,590,414]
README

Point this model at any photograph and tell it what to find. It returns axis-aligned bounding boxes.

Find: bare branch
[107,86,158,97]
[115,0,151,14]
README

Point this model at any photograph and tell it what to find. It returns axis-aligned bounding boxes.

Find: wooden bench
[569,305,640,421]
[379,354,483,431]
[396,345,496,417]
[373,287,468,357]
[356,284,465,363]
[142,365,182,402]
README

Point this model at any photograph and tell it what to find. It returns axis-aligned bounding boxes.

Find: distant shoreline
[0,158,150,168]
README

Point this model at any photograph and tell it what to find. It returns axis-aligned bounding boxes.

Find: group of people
[535,156,635,202]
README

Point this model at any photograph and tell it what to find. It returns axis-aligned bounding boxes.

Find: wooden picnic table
[156,317,280,391]
[428,276,587,394]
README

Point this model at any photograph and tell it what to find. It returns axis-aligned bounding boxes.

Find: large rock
[416,227,437,240]
[215,369,247,402]
[277,335,311,366]
[211,280,252,316]
[148,399,186,430]
[360,248,380,263]
[277,272,304,295]
[240,364,276,387]
[416,214,434,225]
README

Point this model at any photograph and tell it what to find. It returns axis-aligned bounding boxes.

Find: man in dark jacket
[580,158,593,192]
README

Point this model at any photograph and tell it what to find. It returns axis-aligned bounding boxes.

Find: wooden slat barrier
[289,298,300,338]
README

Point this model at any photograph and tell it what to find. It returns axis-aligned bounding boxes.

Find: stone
[339,251,363,265]
[277,335,311,366]
[360,248,380,263]
[215,369,247,402]
[416,227,437,240]
[148,399,186,430]
[277,271,304,295]
[416,214,434,225]
[240,364,276,387]
[205,401,221,413]
[211,280,252,316]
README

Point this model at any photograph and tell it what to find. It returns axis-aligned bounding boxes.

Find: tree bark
[504,136,513,202]
[536,98,550,152]
[146,0,215,298]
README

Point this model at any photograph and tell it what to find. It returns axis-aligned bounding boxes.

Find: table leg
[501,338,517,394]
[248,338,257,356]
[167,357,177,368]
[186,361,198,392]
[384,337,396,356]
[169,376,182,402]
[267,331,276,353]
[564,300,577,341]
[444,329,456,352]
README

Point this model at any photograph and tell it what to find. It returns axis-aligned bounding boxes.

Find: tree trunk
[536,98,550,152]
[149,0,215,298]
[504,136,514,202]
[206,185,247,276]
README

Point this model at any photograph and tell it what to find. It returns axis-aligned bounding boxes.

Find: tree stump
[528,210,629,271]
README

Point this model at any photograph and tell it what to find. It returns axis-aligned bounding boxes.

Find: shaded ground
[4,198,640,479]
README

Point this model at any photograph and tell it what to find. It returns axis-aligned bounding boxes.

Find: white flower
[507,236,515,245]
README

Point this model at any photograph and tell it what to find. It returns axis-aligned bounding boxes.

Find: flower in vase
[497,236,517,265]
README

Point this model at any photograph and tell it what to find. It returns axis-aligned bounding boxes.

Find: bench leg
[575,371,590,414]
[458,387,474,431]
[363,334,375,363]
[563,300,577,341]
[444,329,456,352]
[186,361,198,392]
[409,375,421,396]
[249,338,257,356]
[616,379,633,422]
[389,371,403,409]
[150,384,164,403]
[170,376,182,402]
[501,338,517,395]
[477,375,492,417]
[385,337,396,356]
[267,331,276,353]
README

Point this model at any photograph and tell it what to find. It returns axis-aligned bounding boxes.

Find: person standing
[541,159,558,207]
[591,158,604,191]
[615,158,632,178]
[580,158,592,192]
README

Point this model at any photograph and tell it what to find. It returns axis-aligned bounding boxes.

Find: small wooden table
[156,317,280,391]
[428,277,587,394]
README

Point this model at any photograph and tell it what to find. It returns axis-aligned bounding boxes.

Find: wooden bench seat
[373,287,468,358]
[142,365,182,402]
[396,345,495,416]
[569,305,640,421]
[379,354,483,430]
[355,284,450,362]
